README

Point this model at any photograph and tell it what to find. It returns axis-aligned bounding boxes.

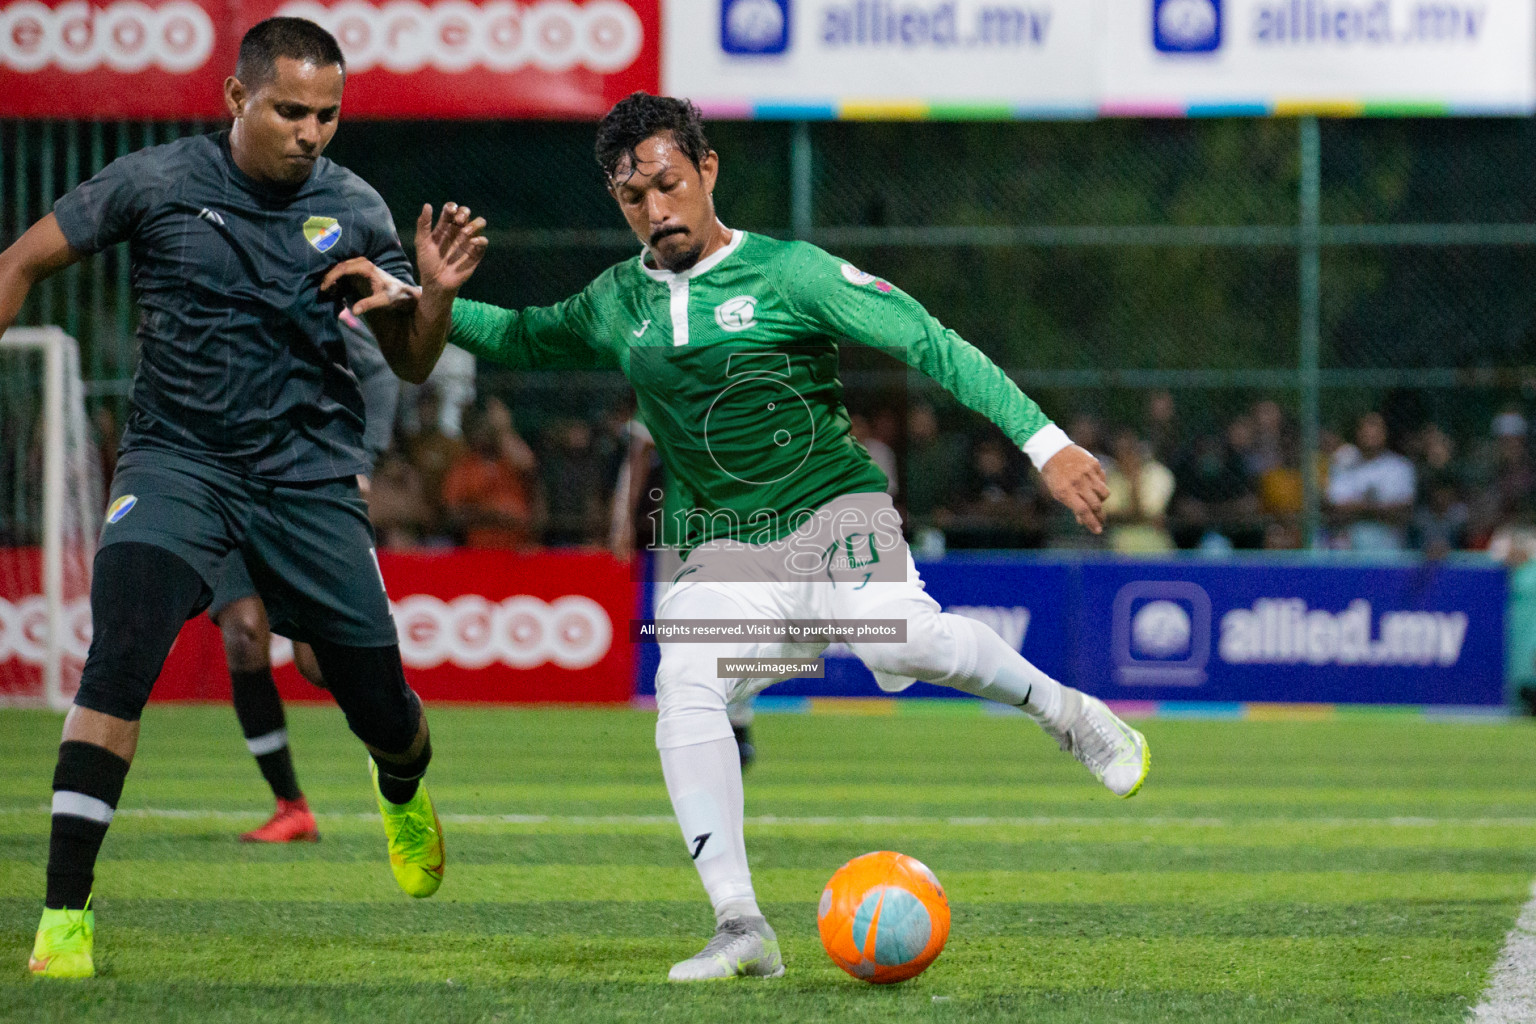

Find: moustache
[649,225,688,246]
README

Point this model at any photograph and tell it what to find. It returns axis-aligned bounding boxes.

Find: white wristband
[1022,423,1073,471]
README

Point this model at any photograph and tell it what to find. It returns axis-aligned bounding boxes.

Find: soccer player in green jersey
[341,92,1150,982]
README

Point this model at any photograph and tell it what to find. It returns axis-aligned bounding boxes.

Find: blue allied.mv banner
[635,554,1506,707]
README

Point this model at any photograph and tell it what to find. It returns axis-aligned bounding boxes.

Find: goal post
[0,327,102,711]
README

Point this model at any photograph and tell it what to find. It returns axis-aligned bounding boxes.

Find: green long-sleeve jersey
[448,230,1061,551]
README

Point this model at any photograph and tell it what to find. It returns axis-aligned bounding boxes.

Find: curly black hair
[595,92,712,184]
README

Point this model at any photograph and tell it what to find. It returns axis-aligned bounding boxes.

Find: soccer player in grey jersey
[214,310,401,845]
[0,18,486,978]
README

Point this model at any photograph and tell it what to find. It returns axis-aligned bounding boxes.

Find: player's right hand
[1041,444,1110,535]
[417,202,488,295]
[320,257,421,317]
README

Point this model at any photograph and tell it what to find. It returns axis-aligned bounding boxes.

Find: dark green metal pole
[790,122,812,241]
[1298,116,1322,548]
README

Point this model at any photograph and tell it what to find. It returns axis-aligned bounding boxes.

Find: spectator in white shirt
[1326,411,1416,551]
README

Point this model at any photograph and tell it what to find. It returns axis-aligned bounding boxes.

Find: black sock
[231,668,302,802]
[376,736,431,805]
[46,741,130,910]
[375,772,419,805]
[255,748,302,803]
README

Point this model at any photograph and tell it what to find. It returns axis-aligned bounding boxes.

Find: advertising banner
[662,0,1536,116]
[635,553,1507,706]
[1075,559,1505,704]
[1101,0,1536,114]
[0,0,233,117]
[0,547,639,704]
[663,0,1100,117]
[0,0,659,118]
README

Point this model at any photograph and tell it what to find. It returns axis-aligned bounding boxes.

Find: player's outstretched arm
[321,203,487,384]
[777,244,1111,533]
[0,214,82,336]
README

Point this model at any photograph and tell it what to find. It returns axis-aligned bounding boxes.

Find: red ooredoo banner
[0,547,640,704]
[0,0,658,118]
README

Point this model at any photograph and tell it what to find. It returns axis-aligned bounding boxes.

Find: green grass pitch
[2,703,1534,1023]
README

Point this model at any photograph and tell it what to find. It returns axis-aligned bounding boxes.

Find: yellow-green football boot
[1044,690,1151,798]
[369,758,445,897]
[29,900,94,979]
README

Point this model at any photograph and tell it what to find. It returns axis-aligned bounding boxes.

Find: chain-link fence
[6,116,1535,552]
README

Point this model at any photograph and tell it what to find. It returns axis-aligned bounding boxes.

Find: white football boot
[668,915,785,981]
[1044,688,1150,798]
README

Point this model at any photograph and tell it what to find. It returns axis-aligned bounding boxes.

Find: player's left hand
[416,202,488,295]
[320,256,422,316]
[1041,444,1110,535]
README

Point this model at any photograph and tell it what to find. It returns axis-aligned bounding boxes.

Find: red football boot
[241,797,320,843]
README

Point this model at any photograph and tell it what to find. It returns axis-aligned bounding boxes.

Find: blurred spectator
[1143,390,1182,465]
[1411,479,1469,557]
[442,398,542,549]
[609,416,664,561]
[1226,414,1260,479]
[1101,429,1174,552]
[403,385,465,537]
[905,402,967,530]
[851,413,898,495]
[398,343,476,438]
[1247,399,1289,477]
[1468,410,1536,545]
[1410,424,1466,557]
[1264,520,1304,550]
[1325,411,1415,551]
[1169,433,1259,549]
[941,436,1041,549]
[1068,413,1109,462]
[1257,436,1304,523]
[541,417,608,546]
[1417,424,1458,483]
[368,451,433,549]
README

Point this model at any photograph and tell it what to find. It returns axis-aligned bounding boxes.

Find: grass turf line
[1,705,1533,1023]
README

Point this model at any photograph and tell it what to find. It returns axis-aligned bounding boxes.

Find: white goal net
[0,328,103,710]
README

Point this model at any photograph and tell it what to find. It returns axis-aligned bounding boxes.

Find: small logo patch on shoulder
[840,263,875,285]
[303,216,342,253]
[841,263,893,292]
[106,495,137,524]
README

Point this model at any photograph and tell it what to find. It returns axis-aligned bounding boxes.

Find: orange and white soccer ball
[817,850,951,984]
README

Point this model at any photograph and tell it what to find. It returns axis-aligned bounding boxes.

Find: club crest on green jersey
[715,295,758,332]
[303,216,342,253]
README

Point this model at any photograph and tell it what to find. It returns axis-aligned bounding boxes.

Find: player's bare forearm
[0,263,34,337]
[397,201,488,383]
[364,288,450,385]
[401,285,455,383]
[0,214,80,335]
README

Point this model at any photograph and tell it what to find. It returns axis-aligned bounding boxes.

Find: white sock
[726,699,755,729]
[945,614,1066,727]
[659,733,762,924]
